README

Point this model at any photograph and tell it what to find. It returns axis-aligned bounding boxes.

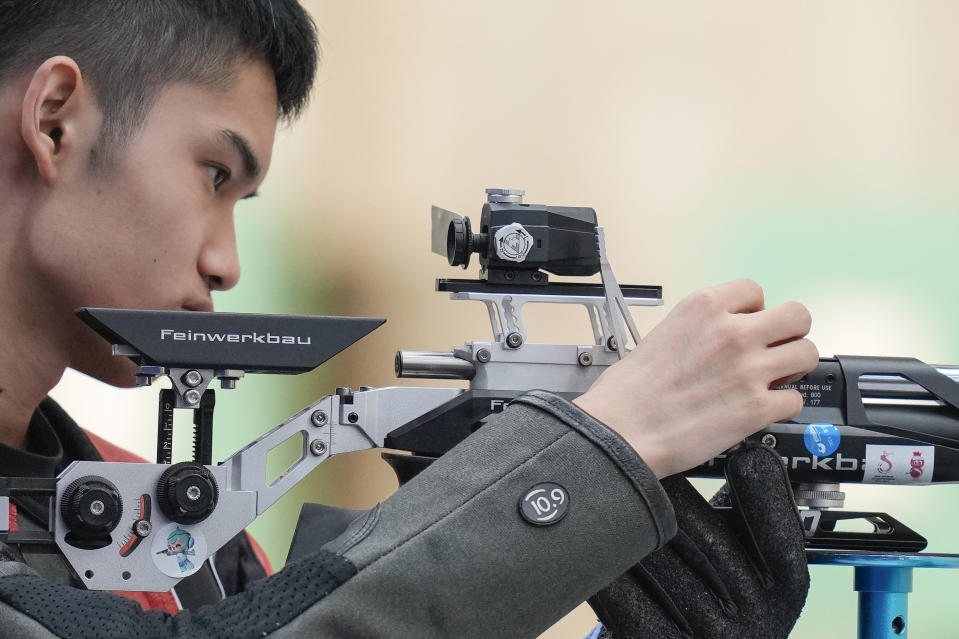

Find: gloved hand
[588,442,809,639]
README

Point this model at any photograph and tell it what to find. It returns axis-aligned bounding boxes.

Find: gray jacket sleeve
[0,391,676,639]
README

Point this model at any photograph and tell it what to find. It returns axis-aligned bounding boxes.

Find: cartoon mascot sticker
[151,523,207,578]
[909,451,925,479]
[156,527,196,572]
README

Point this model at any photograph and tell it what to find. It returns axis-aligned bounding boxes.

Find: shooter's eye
[208,165,230,190]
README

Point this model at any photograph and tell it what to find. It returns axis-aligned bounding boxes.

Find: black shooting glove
[589,442,809,639]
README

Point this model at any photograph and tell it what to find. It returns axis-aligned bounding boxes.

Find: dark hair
[0,0,318,149]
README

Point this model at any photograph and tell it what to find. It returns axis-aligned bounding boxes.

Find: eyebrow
[217,128,261,182]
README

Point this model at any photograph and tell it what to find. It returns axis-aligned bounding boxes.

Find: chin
[70,336,142,388]
[103,361,141,388]
[74,358,140,388]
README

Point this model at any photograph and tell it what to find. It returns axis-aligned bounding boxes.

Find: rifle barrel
[859,367,959,402]
[395,351,476,380]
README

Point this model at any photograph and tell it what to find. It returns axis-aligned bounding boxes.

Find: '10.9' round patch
[519,482,570,526]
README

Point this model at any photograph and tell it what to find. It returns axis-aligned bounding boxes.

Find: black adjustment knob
[60,476,123,538]
[447,216,474,268]
[156,462,219,525]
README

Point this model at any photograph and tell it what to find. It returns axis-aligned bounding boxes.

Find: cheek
[124,173,211,271]
[27,177,202,309]
[107,172,186,254]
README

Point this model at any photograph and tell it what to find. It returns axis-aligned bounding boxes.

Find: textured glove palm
[589,442,809,639]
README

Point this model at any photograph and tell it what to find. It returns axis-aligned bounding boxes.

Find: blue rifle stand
[807,551,959,638]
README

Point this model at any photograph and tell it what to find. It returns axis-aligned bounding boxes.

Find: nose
[198,213,241,292]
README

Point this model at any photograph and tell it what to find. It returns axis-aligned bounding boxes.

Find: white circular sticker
[151,522,207,578]
[494,223,534,263]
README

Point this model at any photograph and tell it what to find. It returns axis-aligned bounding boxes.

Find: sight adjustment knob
[60,476,123,538]
[156,462,219,525]
[485,188,525,204]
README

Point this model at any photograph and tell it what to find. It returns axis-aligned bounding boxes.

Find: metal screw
[348,412,359,424]
[311,410,328,427]
[182,370,203,387]
[185,486,201,501]
[761,434,778,448]
[134,519,152,538]
[504,271,516,281]
[89,500,105,516]
[578,352,593,367]
[506,332,523,348]
[531,271,543,282]
[476,348,491,363]
[607,336,618,351]
[184,389,201,405]
[310,440,328,456]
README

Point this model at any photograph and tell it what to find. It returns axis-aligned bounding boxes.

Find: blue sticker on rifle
[804,423,840,457]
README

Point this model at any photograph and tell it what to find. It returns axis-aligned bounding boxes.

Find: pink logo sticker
[878,451,893,474]
[910,451,925,479]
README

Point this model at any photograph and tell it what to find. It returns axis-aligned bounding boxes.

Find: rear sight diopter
[444,188,602,286]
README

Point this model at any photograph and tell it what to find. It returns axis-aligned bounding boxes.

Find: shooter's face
[169,541,184,553]
[23,60,278,386]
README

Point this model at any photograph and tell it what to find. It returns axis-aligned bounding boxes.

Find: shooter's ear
[20,56,93,183]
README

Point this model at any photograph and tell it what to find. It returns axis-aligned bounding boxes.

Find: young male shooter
[0,2,818,637]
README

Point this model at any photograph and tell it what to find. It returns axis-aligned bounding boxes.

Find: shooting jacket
[0,391,677,638]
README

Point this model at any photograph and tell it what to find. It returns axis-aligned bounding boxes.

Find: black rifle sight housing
[446,192,600,286]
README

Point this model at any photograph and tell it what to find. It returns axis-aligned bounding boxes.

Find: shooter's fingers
[589,562,689,639]
[761,338,819,387]
[747,301,812,347]
[708,278,766,314]
[724,443,810,590]
[762,388,806,426]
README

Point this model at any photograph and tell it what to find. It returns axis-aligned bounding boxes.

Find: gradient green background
[50,2,959,637]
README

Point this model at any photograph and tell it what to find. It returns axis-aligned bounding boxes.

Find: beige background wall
[53,2,959,637]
